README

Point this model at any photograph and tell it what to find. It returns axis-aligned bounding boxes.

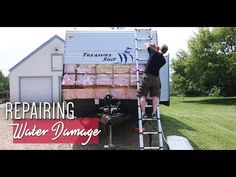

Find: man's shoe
[141,113,147,119]
[152,113,157,119]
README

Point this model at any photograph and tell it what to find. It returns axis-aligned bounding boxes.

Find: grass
[160,96,236,150]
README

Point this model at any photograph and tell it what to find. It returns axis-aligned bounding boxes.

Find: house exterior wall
[10,37,64,103]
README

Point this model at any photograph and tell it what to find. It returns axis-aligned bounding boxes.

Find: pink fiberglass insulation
[77,65,96,74]
[96,65,113,74]
[130,74,143,87]
[76,74,96,86]
[127,88,137,98]
[113,74,129,86]
[84,88,137,99]
[62,89,77,100]
[96,74,113,86]
[62,74,75,85]
[113,64,130,74]
[111,88,129,99]
[95,88,112,99]
[75,88,95,99]
[64,64,76,73]
[130,74,137,86]
[130,64,145,74]
[62,64,149,100]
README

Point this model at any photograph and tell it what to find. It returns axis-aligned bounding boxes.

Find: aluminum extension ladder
[134,28,164,150]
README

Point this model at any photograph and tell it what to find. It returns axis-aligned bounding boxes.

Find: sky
[0,27,198,76]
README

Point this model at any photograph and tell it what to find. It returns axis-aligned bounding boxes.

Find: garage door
[20,77,52,103]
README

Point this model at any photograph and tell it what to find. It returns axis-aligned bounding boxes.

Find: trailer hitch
[99,94,123,149]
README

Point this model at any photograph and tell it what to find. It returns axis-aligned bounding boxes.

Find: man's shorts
[137,73,161,98]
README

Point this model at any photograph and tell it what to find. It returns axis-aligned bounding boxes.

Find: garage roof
[9,35,65,72]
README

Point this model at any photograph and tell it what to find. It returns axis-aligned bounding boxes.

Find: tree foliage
[172,27,236,96]
[0,70,9,92]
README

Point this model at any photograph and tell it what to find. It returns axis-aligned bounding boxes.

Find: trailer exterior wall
[62,30,169,103]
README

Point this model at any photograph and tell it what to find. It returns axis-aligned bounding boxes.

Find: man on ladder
[138,43,168,119]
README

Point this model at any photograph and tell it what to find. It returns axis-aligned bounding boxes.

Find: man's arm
[144,43,156,49]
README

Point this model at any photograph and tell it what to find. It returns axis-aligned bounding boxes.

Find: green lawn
[160,96,236,150]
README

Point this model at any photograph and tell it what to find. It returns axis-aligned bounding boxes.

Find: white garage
[9,35,65,103]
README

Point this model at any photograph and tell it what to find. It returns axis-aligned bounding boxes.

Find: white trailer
[61,29,192,150]
[62,29,170,117]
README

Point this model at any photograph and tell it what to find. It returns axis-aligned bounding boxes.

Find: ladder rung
[135,38,152,41]
[136,70,144,74]
[136,71,144,74]
[145,104,152,107]
[143,147,160,150]
[142,118,156,121]
[143,132,158,135]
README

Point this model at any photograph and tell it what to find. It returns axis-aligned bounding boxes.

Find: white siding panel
[160,55,169,102]
[64,31,157,64]
[52,55,63,71]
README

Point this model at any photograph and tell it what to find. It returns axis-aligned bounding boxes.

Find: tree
[171,27,236,96]
[0,70,9,92]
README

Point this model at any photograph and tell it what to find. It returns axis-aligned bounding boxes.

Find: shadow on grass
[161,114,200,150]
[181,97,236,106]
[72,114,200,150]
